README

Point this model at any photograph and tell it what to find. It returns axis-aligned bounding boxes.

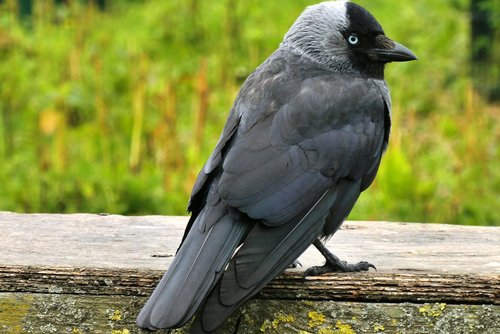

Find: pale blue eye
[348,35,359,45]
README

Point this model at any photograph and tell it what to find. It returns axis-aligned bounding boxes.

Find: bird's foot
[304,239,376,276]
[304,260,375,276]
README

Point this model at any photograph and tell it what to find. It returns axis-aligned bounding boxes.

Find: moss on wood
[232,300,500,334]
[1,293,499,333]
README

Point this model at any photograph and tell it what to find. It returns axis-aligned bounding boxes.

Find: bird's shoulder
[236,50,389,135]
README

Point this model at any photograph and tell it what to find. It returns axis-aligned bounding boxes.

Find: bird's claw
[342,261,376,272]
[304,260,376,277]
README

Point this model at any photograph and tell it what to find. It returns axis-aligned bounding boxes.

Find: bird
[137,1,416,332]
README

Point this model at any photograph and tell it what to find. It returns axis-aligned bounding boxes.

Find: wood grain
[1,212,499,275]
[0,266,497,305]
[0,212,499,333]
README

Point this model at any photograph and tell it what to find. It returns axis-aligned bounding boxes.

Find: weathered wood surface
[0,267,497,305]
[1,293,498,334]
[2,212,499,274]
[0,212,499,333]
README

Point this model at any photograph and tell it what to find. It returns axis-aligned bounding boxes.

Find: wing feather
[219,75,386,222]
[199,188,340,332]
[193,73,388,331]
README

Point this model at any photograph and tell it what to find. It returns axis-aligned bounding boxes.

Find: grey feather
[136,199,252,329]
[199,188,340,332]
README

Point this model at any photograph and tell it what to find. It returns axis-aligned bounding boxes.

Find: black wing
[218,73,389,224]
[197,71,389,331]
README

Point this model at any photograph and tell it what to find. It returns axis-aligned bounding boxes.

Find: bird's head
[281,0,417,78]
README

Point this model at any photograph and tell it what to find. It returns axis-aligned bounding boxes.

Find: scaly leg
[304,239,376,276]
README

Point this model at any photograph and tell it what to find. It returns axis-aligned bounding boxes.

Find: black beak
[369,35,417,63]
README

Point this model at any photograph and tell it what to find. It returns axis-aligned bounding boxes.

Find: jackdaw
[137,1,416,332]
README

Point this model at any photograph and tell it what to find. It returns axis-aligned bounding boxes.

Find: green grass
[0,0,498,225]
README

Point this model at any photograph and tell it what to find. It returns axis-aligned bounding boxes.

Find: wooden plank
[0,212,185,270]
[0,212,499,333]
[1,212,499,275]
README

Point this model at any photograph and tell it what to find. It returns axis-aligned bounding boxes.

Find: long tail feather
[136,204,251,329]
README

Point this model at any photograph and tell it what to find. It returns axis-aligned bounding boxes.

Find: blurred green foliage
[0,0,498,225]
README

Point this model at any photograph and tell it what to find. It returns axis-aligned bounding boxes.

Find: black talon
[304,239,376,276]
